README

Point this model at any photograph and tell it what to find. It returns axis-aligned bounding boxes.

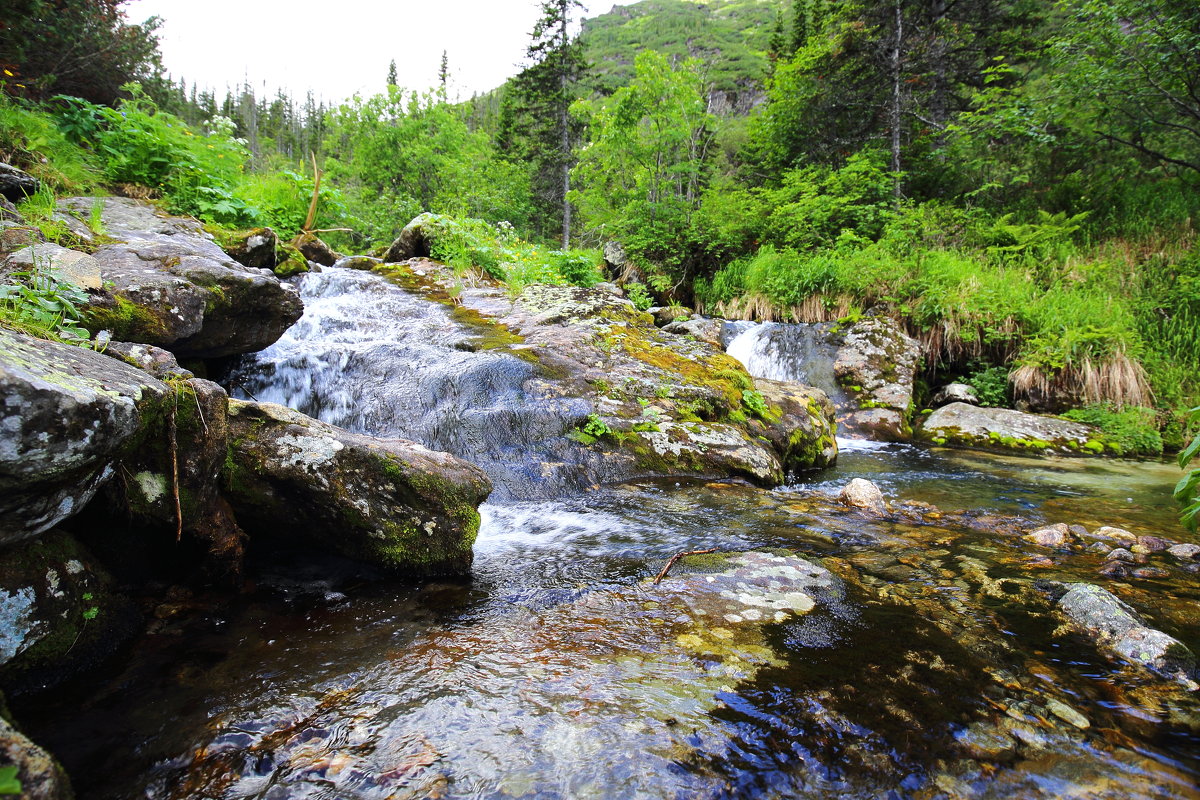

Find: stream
[21,269,1200,799]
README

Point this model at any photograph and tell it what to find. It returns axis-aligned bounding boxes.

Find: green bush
[963,364,1010,408]
[1061,404,1163,457]
[0,261,93,345]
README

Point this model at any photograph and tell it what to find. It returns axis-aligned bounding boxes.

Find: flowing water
[22,270,1200,799]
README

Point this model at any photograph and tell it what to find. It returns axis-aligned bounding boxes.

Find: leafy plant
[742,389,770,420]
[1061,404,1163,457]
[963,364,1010,408]
[0,263,93,344]
[1176,408,1200,531]
[624,282,652,311]
[0,765,21,796]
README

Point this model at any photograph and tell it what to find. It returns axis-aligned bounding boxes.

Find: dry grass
[1010,351,1152,410]
[705,292,851,323]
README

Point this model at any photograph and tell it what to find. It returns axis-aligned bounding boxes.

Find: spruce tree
[387,59,398,88]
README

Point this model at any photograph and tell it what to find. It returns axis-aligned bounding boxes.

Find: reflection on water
[25,450,1200,799]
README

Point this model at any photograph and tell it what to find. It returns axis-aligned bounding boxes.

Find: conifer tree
[387,59,398,88]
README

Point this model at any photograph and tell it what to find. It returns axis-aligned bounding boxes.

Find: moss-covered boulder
[212,226,278,269]
[920,402,1099,456]
[223,400,492,575]
[754,378,838,472]
[291,231,339,267]
[0,329,171,544]
[381,212,435,263]
[59,197,303,359]
[0,530,137,695]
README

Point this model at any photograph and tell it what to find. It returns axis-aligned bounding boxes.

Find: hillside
[581,0,777,99]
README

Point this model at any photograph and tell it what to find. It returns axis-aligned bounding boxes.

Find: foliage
[1176,408,1200,530]
[624,282,652,311]
[963,364,1010,408]
[0,0,162,105]
[421,214,603,289]
[0,765,21,796]
[1061,404,1163,456]
[0,94,98,190]
[0,263,93,345]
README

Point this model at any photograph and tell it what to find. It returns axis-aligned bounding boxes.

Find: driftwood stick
[168,400,182,542]
[653,548,718,585]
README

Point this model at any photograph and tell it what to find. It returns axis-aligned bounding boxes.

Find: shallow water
[22,273,1200,799]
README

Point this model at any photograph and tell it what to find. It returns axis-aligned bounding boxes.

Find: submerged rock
[1025,523,1074,548]
[0,329,170,543]
[920,402,1098,456]
[56,197,302,359]
[1058,583,1197,684]
[223,400,492,575]
[1167,543,1200,562]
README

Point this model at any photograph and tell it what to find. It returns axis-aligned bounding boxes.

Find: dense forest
[2,0,1199,457]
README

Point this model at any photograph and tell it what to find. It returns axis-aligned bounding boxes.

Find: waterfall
[724,321,846,405]
[224,268,597,500]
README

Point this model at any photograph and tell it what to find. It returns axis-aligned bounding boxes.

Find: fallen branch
[168,399,182,542]
[653,548,718,585]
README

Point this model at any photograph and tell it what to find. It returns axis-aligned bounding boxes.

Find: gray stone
[220,227,278,269]
[382,212,435,263]
[57,197,302,358]
[662,317,724,347]
[102,341,193,380]
[649,306,691,327]
[332,255,381,271]
[920,402,1097,455]
[602,240,627,271]
[0,329,170,544]
[0,161,39,202]
[1058,583,1197,683]
[223,400,492,575]
[0,221,42,257]
[833,316,920,440]
[838,478,887,515]
[1106,548,1136,563]
[1093,526,1137,543]
[754,378,838,471]
[6,242,102,289]
[931,382,980,407]
[1166,543,1200,562]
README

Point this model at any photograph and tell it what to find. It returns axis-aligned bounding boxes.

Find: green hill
[581,0,778,96]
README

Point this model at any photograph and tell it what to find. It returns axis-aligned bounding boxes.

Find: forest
[2,0,1199,456]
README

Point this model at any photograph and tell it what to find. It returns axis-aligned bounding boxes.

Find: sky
[124,0,612,106]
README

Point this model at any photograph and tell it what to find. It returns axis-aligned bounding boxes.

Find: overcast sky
[124,0,613,105]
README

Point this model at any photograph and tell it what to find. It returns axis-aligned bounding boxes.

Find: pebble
[1166,543,1200,562]
[1094,526,1137,543]
[1098,561,1130,579]
[1135,536,1172,553]
[1025,523,1072,547]
[1131,567,1171,580]
[1105,548,1136,563]
[1045,698,1090,729]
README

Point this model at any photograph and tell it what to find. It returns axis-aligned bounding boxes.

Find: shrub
[1061,404,1163,457]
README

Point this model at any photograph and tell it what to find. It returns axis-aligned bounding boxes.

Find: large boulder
[931,382,979,407]
[215,227,278,269]
[5,241,101,289]
[1058,584,1197,684]
[223,400,492,575]
[56,197,303,359]
[920,402,1099,455]
[833,316,921,441]
[753,378,838,472]
[0,329,171,544]
[291,232,338,267]
[382,212,436,263]
[0,162,39,202]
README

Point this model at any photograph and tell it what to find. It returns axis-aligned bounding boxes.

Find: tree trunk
[891,0,903,201]
[559,3,572,249]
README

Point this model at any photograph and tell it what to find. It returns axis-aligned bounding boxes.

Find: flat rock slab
[921,402,1098,455]
[58,197,303,359]
[0,329,169,544]
[6,241,102,289]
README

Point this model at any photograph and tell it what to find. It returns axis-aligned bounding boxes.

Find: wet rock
[649,306,690,327]
[58,196,302,359]
[1131,567,1170,580]
[953,722,1017,761]
[1166,543,1200,562]
[5,242,101,289]
[1058,583,1197,683]
[0,715,71,800]
[1106,548,1136,563]
[1093,526,1137,543]
[218,227,278,269]
[382,212,435,262]
[1098,561,1130,579]
[920,403,1098,456]
[1067,524,1089,539]
[932,383,979,407]
[223,400,492,575]
[1045,698,1090,729]
[292,232,339,267]
[1086,541,1111,555]
[833,316,920,441]
[333,255,381,271]
[753,378,838,471]
[662,317,724,347]
[0,530,136,694]
[1025,523,1073,548]
[0,162,39,202]
[0,329,170,543]
[1133,535,1170,554]
[838,478,887,515]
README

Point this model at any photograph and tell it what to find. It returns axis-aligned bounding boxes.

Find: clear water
[22,271,1200,799]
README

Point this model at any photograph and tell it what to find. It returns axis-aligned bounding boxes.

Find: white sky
[124,0,613,106]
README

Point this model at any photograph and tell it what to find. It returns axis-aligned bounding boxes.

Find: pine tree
[503,0,588,246]
[438,51,449,98]
[387,59,398,88]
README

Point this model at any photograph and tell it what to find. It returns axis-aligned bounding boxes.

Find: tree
[499,0,588,246]
[0,0,163,104]
[387,59,398,88]
[437,51,449,98]
[1052,0,1200,176]
[571,51,716,294]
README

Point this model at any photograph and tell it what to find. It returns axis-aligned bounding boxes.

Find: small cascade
[223,267,595,500]
[724,321,848,406]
